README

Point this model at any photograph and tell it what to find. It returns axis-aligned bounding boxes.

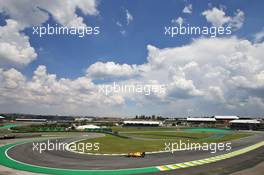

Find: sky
[0,0,264,117]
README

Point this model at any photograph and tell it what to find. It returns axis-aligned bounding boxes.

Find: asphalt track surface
[144,146,264,175]
[6,132,264,170]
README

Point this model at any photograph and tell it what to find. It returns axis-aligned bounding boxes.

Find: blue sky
[0,0,264,117]
[17,0,264,79]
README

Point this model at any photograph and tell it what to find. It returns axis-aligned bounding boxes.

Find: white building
[75,124,100,130]
[229,119,260,124]
[0,116,5,122]
[15,118,47,122]
[187,118,216,122]
[214,116,239,120]
[186,117,216,127]
[230,119,260,130]
[75,117,94,122]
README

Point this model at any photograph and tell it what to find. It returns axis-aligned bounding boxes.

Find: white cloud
[116,21,122,27]
[254,28,264,43]
[115,9,133,36]
[1,68,25,89]
[120,30,127,36]
[202,7,231,27]
[0,0,99,67]
[206,86,226,103]
[1,34,264,115]
[140,37,264,114]
[0,19,37,65]
[202,7,245,29]
[0,65,125,115]
[229,9,245,30]
[171,17,184,25]
[86,61,138,79]
[0,0,99,65]
[0,2,262,116]
[167,75,204,99]
[183,4,192,14]
[0,0,99,27]
[125,9,133,25]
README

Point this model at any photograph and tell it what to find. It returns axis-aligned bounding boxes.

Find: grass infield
[75,128,252,154]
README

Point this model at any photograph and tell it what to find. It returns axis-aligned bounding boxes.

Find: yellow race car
[127,152,145,158]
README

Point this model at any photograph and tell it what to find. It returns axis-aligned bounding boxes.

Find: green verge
[184,128,232,133]
[112,127,179,132]
[122,131,213,139]
[76,132,251,154]
[0,124,18,129]
[0,141,158,175]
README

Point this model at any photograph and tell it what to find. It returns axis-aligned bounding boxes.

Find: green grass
[0,129,12,135]
[112,126,179,132]
[76,134,171,153]
[208,132,252,142]
[0,124,18,129]
[75,129,252,154]
[184,128,231,133]
[121,131,213,139]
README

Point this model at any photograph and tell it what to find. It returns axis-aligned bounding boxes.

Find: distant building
[75,124,100,131]
[75,117,94,122]
[214,116,239,127]
[230,119,261,130]
[187,117,216,122]
[214,116,239,120]
[0,116,5,122]
[123,121,162,127]
[15,118,47,122]
[186,117,216,127]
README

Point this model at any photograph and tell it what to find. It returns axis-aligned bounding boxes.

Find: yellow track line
[156,141,264,171]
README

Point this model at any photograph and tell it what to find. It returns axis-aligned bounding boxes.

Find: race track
[1,132,264,175]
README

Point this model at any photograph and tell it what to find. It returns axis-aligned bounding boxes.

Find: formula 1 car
[127,152,145,158]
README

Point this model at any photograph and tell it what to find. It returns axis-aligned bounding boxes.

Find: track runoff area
[0,128,264,175]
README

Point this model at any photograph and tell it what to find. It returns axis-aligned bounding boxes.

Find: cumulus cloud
[0,19,37,65]
[0,0,99,66]
[1,29,264,115]
[140,38,264,114]
[0,68,25,89]
[0,65,125,115]
[167,75,204,99]
[202,7,245,29]
[183,4,192,14]
[0,0,99,27]
[86,61,138,79]
[206,86,226,103]
[76,37,264,115]
[202,7,231,27]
